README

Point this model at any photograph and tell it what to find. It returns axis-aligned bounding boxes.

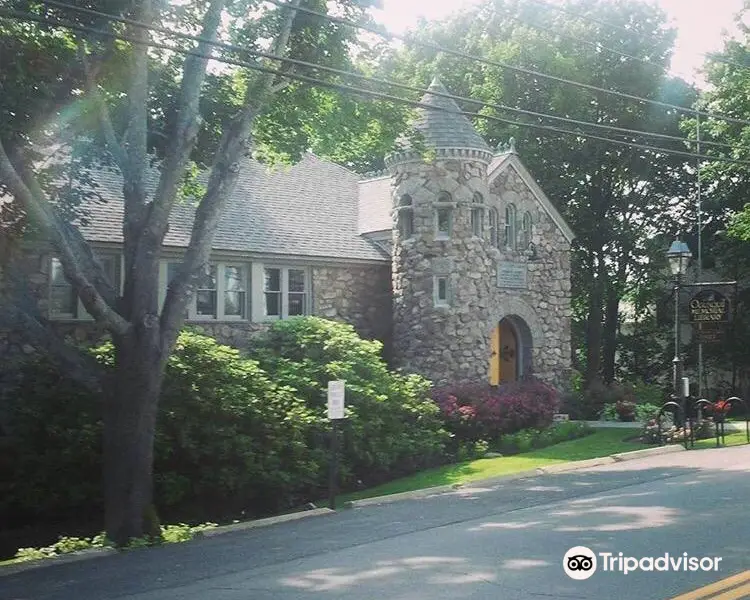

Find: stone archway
[489,298,543,384]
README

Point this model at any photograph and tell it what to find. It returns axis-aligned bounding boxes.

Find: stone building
[1,79,574,389]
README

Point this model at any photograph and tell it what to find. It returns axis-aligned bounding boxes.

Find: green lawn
[692,430,750,449]
[335,428,647,504]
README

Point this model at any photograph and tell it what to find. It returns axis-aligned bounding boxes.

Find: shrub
[495,422,592,455]
[433,380,560,448]
[251,317,450,487]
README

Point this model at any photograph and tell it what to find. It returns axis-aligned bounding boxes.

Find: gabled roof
[406,78,492,153]
[357,175,392,234]
[79,154,388,262]
[489,152,575,243]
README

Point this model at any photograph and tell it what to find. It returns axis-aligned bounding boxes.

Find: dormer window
[436,191,453,240]
[398,194,414,239]
[505,203,517,250]
[471,192,484,237]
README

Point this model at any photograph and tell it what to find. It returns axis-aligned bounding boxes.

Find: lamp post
[666,238,692,427]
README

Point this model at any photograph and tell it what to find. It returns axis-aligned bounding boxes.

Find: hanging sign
[688,290,730,323]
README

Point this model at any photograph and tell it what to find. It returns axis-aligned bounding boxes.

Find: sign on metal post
[327,380,346,420]
[688,290,730,323]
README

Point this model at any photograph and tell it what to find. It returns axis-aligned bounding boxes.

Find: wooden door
[489,324,500,385]
[499,319,518,382]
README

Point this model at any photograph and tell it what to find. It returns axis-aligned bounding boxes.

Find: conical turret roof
[411,78,491,152]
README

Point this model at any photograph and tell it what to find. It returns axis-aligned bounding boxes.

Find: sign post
[327,380,346,510]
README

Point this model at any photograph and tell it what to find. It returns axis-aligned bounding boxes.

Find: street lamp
[666,238,692,426]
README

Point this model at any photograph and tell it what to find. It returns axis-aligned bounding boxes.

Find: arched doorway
[489,316,532,385]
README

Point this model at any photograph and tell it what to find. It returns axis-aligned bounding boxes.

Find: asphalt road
[3,446,750,600]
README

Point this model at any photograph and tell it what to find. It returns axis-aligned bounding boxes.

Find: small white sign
[553,413,570,422]
[327,380,346,420]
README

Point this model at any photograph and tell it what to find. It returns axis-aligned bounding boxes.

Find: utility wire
[261,0,750,128]
[528,0,750,77]
[32,0,738,152]
[2,7,750,167]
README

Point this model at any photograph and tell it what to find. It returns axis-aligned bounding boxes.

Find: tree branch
[78,43,128,175]
[148,0,227,239]
[0,140,131,336]
[160,0,302,345]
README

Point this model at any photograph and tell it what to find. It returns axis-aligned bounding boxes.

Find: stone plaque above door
[497,262,527,289]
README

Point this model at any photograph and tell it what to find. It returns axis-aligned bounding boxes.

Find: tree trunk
[585,267,604,386]
[601,282,620,384]
[103,327,165,546]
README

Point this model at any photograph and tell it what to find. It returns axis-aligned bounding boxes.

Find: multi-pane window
[49,255,119,319]
[471,192,484,237]
[435,191,453,240]
[163,261,247,320]
[521,211,533,250]
[223,266,246,318]
[264,266,309,319]
[489,207,499,248]
[398,194,414,239]
[505,203,518,250]
[196,264,218,318]
[434,275,450,307]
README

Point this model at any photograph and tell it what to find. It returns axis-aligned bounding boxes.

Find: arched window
[505,203,517,249]
[521,211,532,249]
[470,192,484,237]
[398,194,414,239]
[489,207,499,247]
[435,191,453,239]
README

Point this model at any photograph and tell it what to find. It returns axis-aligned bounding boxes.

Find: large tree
[0,0,378,544]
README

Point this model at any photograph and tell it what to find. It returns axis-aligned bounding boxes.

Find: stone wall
[312,263,392,356]
[490,163,572,389]
[0,250,394,364]
[388,154,572,390]
[389,155,495,386]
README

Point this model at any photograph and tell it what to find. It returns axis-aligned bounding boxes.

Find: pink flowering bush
[433,381,560,446]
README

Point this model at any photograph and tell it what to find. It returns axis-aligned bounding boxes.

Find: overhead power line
[528,0,750,77]
[31,0,737,152]
[2,6,750,167]
[261,0,750,128]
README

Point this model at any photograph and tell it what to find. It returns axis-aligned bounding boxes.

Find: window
[505,203,517,250]
[196,264,218,318]
[434,275,450,307]
[471,192,484,237]
[436,208,452,239]
[223,266,247,318]
[49,254,119,319]
[489,207,499,248]
[397,194,414,239]
[163,261,247,320]
[263,266,309,319]
[521,211,533,250]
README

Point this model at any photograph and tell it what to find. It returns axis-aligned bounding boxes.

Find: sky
[370,0,746,86]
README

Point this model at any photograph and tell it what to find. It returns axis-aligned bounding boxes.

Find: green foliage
[3,320,450,530]
[251,317,450,487]
[599,401,661,422]
[566,379,667,420]
[495,422,592,455]
[12,523,215,563]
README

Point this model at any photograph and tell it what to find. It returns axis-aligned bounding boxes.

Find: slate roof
[79,154,388,262]
[357,176,392,234]
[406,78,492,152]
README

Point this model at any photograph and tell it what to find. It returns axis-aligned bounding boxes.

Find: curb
[348,444,688,507]
[0,547,118,578]
[198,508,334,538]
[611,444,685,462]
[0,508,334,577]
